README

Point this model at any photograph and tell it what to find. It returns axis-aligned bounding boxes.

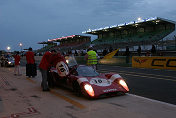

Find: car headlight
[119,80,129,91]
[84,84,95,97]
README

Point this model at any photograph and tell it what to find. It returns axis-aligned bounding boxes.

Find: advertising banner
[132,56,176,70]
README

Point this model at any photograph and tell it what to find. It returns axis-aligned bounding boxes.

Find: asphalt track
[97,65,176,105]
[21,59,176,105]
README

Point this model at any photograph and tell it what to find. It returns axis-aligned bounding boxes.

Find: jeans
[40,69,49,90]
[14,65,21,75]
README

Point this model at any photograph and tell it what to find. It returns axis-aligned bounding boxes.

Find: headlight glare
[119,80,129,91]
[84,84,95,97]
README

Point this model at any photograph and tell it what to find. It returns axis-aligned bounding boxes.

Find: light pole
[19,43,22,52]
[7,46,11,52]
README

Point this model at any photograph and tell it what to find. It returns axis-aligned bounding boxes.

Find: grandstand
[37,41,57,53]
[38,35,91,53]
[82,17,176,51]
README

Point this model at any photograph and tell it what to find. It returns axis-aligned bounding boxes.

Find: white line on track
[128,93,176,108]
[98,69,176,79]
[99,70,176,82]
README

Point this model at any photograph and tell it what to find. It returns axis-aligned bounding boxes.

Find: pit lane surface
[0,67,176,118]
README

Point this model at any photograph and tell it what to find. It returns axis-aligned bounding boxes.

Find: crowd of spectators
[35,43,166,57]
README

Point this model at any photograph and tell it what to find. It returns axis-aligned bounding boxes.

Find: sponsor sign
[132,56,176,70]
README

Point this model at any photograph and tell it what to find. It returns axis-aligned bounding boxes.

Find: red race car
[48,55,129,98]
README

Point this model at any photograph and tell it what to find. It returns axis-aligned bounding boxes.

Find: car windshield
[77,66,99,77]
[65,55,78,67]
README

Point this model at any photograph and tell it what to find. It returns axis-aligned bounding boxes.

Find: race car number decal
[90,78,111,87]
[56,61,69,77]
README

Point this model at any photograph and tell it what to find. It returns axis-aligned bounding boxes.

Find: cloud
[0,0,176,51]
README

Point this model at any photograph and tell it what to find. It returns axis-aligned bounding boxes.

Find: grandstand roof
[47,35,90,42]
[38,41,54,44]
[82,17,176,35]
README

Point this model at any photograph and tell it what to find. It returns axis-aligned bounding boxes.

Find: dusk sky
[0,0,176,51]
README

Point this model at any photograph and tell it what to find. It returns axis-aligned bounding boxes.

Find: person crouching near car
[50,51,68,76]
[14,51,21,76]
[39,50,57,91]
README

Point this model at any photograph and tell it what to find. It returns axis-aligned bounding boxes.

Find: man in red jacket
[26,47,36,77]
[39,50,57,91]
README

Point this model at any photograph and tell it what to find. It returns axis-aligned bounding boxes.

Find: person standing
[125,46,130,64]
[137,45,141,56]
[39,50,57,91]
[26,47,36,78]
[109,46,113,53]
[14,51,21,76]
[85,46,98,70]
[151,44,156,56]
[103,48,108,56]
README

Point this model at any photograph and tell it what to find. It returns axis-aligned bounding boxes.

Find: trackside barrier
[132,56,176,70]
[75,56,132,67]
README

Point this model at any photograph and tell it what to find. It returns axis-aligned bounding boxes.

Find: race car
[48,55,129,98]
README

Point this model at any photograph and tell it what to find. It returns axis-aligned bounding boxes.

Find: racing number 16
[94,79,102,84]
[56,61,69,77]
[59,64,66,72]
